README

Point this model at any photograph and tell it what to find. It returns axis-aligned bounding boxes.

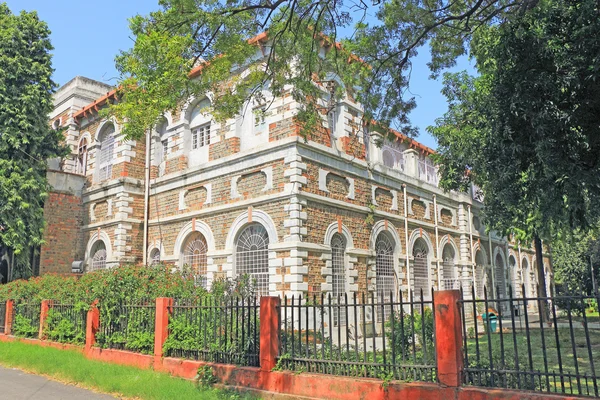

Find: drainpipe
[403,184,411,296]
[518,245,523,296]
[142,130,151,266]
[488,232,496,298]
[468,206,476,297]
[433,195,441,290]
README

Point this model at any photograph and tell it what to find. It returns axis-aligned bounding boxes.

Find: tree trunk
[534,235,549,323]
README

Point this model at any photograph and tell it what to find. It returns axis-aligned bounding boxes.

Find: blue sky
[6,1,474,149]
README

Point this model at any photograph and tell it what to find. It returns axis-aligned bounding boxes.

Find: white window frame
[97,125,116,182]
[235,223,270,296]
[192,122,211,149]
[375,232,395,322]
[77,137,88,175]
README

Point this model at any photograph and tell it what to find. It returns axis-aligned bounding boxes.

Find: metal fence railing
[12,302,40,338]
[278,290,437,382]
[0,301,5,334]
[164,297,260,367]
[460,285,600,398]
[96,300,156,354]
[45,302,87,344]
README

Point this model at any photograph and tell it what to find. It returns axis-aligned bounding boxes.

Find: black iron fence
[11,301,40,338]
[44,302,87,344]
[460,286,600,398]
[277,290,437,382]
[96,300,156,354]
[0,301,5,334]
[163,296,260,367]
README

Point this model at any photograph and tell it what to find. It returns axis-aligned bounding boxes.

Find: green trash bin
[482,312,497,333]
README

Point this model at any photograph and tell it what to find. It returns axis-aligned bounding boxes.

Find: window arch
[90,241,107,272]
[97,123,116,182]
[149,248,161,266]
[235,223,269,295]
[77,137,88,175]
[495,253,506,299]
[412,238,430,298]
[331,233,347,326]
[442,244,457,289]
[190,98,212,150]
[155,119,168,176]
[508,255,518,296]
[475,250,489,298]
[375,232,395,321]
[181,232,208,287]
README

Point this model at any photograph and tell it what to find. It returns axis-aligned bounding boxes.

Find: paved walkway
[0,366,115,399]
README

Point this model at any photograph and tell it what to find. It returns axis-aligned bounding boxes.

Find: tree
[430,0,600,312]
[111,0,538,139]
[552,229,600,297]
[0,3,65,280]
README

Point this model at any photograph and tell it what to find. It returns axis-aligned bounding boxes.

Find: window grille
[375,233,395,322]
[182,234,208,288]
[98,125,115,182]
[90,241,107,272]
[495,254,506,299]
[235,224,269,296]
[442,245,458,290]
[331,233,347,326]
[77,138,88,175]
[150,249,161,266]
[418,157,438,186]
[192,123,211,149]
[162,139,168,158]
[381,145,405,171]
[412,239,429,298]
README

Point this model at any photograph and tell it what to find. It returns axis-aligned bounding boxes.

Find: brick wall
[39,191,84,274]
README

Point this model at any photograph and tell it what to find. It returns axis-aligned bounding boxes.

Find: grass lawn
[0,341,257,400]
[466,327,600,396]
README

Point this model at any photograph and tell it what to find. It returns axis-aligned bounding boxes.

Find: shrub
[385,307,435,364]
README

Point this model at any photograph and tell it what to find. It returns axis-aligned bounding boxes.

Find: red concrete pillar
[4,300,13,335]
[39,300,52,340]
[85,300,100,352]
[434,290,464,387]
[154,297,173,359]
[259,296,280,372]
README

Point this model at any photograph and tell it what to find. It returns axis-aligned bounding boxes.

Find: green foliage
[0,340,259,399]
[43,305,87,344]
[385,307,435,365]
[431,0,600,241]
[0,4,66,278]
[96,304,156,354]
[552,228,600,297]
[12,313,38,338]
[197,365,218,387]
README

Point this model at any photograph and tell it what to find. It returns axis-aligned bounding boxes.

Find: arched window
[90,241,107,272]
[77,137,88,175]
[190,98,211,150]
[508,255,518,296]
[149,248,161,266]
[331,233,347,326]
[375,232,395,321]
[382,150,395,168]
[475,250,489,298]
[97,123,115,182]
[495,253,506,299]
[155,119,168,176]
[442,244,457,290]
[412,238,430,298]
[182,232,208,287]
[235,224,269,295]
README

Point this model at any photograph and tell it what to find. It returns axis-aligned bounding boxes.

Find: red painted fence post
[259,296,280,372]
[154,297,173,365]
[39,300,52,340]
[85,300,100,352]
[4,300,13,335]
[434,290,464,387]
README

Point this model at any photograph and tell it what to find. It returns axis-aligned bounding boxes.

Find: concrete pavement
[0,366,116,399]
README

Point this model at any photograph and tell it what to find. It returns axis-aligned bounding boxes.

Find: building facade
[40,73,553,302]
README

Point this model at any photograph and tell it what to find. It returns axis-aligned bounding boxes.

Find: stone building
[39,67,552,303]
